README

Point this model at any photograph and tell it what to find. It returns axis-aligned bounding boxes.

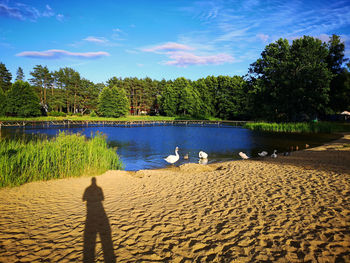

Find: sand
[0,135,349,262]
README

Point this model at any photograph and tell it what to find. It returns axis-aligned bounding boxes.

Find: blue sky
[1,0,350,83]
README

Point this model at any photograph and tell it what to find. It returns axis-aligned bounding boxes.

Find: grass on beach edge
[0,131,123,188]
[244,122,350,133]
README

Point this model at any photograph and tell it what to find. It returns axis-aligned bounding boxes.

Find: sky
[1,0,350,84]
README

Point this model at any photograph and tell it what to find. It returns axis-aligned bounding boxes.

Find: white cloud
[256,33,269,43]
[164,51,234,67]
[0,1,64,22]
[142,42,194,53]
[16,49,110,59]
[56,14,64,22]
[83,36,109,44]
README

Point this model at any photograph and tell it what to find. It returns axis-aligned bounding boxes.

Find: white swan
[258,151,268,157]
[199,158,208,165]
[199,151,208,159]
[239,152,249,159]
[271,150,277,158]
[164,147,179,164]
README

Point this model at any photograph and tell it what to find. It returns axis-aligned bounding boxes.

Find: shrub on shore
[0,131,123,187]
[243,122,349,133]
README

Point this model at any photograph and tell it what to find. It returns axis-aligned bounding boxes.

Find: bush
[90,110,97,117]
[5,81,41,117]
[244,122,336,133]
[48,111,66,117]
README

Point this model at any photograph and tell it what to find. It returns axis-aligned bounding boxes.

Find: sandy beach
[0,135,349,262]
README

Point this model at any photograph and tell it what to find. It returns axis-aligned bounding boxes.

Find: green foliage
[326,34,348,75]
[248,36,332,121]
[193,79,214,117]
[0,88,6,116]
[97,86,129,117]
[113,87,130,117]
[5,81,41,117]
[47,111,66,117]
[178,84,201,117]
[216,75,247,119]
[244,122,341,133]
[0,131,123,187]
[160,84,178,116]
[0,62,12,93]
[15,67,25,81]
[97,87,117,117]
[90,110,97,117]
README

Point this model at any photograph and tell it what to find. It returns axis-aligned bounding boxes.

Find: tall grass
[243,122,350,133]
[0,131,123,187]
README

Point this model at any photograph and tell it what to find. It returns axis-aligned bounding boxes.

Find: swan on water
[258,151,268,157]
[199,151,208,159]
[164,147,179,164]
[271,150,277,158]
[239,152,249,159]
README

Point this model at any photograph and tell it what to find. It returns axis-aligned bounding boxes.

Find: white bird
[271,150,277,158]
[199,151,208,159]
[199,158,208,165]
[164,147,179,164]
[239,152,249,159]
[258,151,268,157]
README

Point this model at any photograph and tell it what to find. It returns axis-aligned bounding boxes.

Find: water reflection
[1,125,340,171]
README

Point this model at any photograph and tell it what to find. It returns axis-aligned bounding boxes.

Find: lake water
[1,124,339,171]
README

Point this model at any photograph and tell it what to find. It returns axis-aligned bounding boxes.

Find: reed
[243,122,347,133]
[0,131,123,187]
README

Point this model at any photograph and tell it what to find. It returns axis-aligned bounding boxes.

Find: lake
[1,124,339,171]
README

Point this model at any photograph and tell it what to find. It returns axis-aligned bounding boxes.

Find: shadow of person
[83,177,115,263]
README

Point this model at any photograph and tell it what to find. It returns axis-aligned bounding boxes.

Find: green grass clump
[0,131,123,188]
[243,122,349,133]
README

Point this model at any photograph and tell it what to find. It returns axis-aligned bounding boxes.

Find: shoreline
[0,134,349,262]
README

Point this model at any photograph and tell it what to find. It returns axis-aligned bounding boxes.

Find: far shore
[0,134,349,262]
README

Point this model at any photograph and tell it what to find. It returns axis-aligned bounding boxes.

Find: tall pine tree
[0,62,12,93]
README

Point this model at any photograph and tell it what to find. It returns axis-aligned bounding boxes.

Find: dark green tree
[216,76,247,119]
[329,63,350,112]
[326,35,349,112]
[97,87,118,117]
[15,67,25,81]
[248,36,332,121]
[178,85,201,116]
[113,87,130,117]
[194,79,214,117]
[160,84,177,116]
[0,88,6,116]
[326,34,348,75]
[0,62,12,93]
[290,36,332,119]
[30,65,53,106]
[5,81,41,117]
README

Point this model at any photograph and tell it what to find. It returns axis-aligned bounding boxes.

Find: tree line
[0,34,349,121]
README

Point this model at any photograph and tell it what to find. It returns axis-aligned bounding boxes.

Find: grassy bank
[244,122,350,133]
[0,115,177,122]
[0,131,123,188]
[0,115,223,122]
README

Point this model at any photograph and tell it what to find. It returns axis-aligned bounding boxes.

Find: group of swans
[239,149,278,159]
[165,147,279,164]
[164,147,208,164]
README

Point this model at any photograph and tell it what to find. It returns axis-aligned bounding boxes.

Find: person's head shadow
[82,177,115,263]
